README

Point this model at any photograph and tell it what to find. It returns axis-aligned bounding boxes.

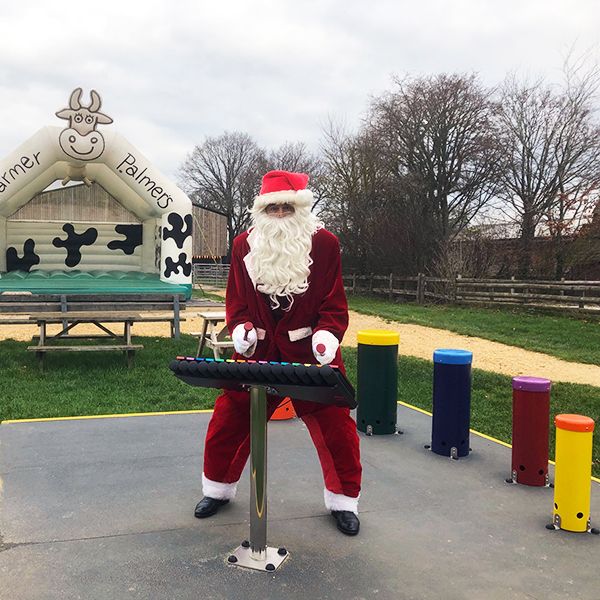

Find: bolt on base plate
[227,544,289,571]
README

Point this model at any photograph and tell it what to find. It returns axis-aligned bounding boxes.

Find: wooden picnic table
[26,311,144,369]
[193,310,235,359]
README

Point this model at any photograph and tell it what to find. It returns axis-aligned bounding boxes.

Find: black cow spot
[52,223,98,267]
[164,253,192,278]
[6,239,40,272]
[107,224,143,255]
[162,213,192,249]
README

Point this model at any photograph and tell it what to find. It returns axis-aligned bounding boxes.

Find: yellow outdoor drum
[552,414,595,532]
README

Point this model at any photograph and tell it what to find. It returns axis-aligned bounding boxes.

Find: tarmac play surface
[1,405,599,600]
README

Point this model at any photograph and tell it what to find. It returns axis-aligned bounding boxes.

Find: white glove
[232,323,258,357]
[311,330,340,365]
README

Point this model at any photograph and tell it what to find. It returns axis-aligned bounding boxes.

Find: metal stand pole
[228,385,289,571]
[250,384,267,558]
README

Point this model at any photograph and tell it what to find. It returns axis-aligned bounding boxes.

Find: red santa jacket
[225,227,348,369]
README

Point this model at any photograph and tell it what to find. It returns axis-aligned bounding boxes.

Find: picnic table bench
[0,292,188,368]
[26,311,144,368]
[192,310,235,359]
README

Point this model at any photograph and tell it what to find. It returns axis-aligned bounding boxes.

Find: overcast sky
[0,0,598,182]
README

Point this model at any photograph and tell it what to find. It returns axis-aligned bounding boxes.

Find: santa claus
[194,170,361,536]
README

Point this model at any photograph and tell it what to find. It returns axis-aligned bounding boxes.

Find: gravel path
[1,308,597,386]
[345,311,600,387]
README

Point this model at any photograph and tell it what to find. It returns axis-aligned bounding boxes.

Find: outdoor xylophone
[169,356,357,408]
[170,342,357,572]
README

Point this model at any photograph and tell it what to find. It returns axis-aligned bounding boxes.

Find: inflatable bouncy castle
[0,88,193,298]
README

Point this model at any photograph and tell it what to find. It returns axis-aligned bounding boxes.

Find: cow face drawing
[56,88,113,161]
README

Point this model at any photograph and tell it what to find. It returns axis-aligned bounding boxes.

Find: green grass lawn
[348,295,600,365]
[0,335,219,421]
[1,340,598,477]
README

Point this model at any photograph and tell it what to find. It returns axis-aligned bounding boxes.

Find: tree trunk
[554,233,566,280]
[518,211,535,278]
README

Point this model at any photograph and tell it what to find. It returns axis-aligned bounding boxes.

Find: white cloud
[0,0,598,180]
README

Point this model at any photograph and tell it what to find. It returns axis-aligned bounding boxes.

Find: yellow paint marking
[2,408,214,424]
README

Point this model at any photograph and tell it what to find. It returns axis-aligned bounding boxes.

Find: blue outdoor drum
[431,349,473,458]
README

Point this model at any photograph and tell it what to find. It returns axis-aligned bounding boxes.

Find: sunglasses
[265,203,295,215]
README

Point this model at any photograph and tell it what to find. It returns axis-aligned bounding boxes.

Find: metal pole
[249,385,267,559]
[227,384,288,570]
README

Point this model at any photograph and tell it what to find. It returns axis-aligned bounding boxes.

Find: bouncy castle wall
[5,182,155,273]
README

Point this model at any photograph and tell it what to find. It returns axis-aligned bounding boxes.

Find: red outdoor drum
[510,376,552,486]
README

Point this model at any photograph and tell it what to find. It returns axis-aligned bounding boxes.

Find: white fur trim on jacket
[252,189,314,211]
[288,326,313,342]
[202,473,238,500]
[324,489,359,515]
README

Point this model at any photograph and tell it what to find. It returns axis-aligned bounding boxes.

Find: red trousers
[203,389,362,501]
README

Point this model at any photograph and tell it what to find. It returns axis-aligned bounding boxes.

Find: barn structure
[0,88,196,298]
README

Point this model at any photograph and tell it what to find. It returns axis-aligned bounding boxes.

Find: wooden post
[173,295,181,339]
[369,273,374,294]
[61,294,68,335]
[352,273,356,295]
[452,275,458,303]
[388,273,394,301]
[417,273,425,304]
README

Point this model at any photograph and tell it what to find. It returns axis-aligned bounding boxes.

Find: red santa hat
[252,170,314,211]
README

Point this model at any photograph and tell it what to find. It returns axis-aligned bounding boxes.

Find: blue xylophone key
[217,360,233,378]
[206,361,220,377]
[197,360,210,376]
[282,363,301,383]
[270,362,287,384]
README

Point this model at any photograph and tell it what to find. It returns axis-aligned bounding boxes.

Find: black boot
[194,496,229,518]
[331,510,360,535]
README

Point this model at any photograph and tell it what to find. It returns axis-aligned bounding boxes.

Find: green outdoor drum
[356,329,400,435]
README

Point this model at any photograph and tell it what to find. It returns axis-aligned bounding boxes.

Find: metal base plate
[227,544,289,571]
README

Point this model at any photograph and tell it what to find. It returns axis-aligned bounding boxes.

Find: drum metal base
[228,543,289,571]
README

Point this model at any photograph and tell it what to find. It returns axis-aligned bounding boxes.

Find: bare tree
[319,121,395,272]
[545,57,600,278]
[368,73,500,272]
[494,63,600,278]
[178,132,266,260]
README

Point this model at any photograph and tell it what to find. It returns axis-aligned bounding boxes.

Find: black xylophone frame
[170,356,356,572]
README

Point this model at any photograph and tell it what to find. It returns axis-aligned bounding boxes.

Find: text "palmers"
[117,153,173,209]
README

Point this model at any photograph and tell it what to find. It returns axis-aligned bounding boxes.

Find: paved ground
[1,406,599,600]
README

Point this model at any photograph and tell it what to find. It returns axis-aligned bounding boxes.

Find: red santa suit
[202,176,362,515]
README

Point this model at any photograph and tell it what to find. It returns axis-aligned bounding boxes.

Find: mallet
[244,321,254,341]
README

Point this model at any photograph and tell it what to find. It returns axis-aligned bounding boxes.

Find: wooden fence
[343,273,600,313]
[193,266,600,313]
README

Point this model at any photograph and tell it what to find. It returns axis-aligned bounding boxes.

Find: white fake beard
[247,206,322,310]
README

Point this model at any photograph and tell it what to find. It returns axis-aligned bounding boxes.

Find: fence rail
[193,264,230,288]
[193,265,600,313]
[343,273,600,313]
